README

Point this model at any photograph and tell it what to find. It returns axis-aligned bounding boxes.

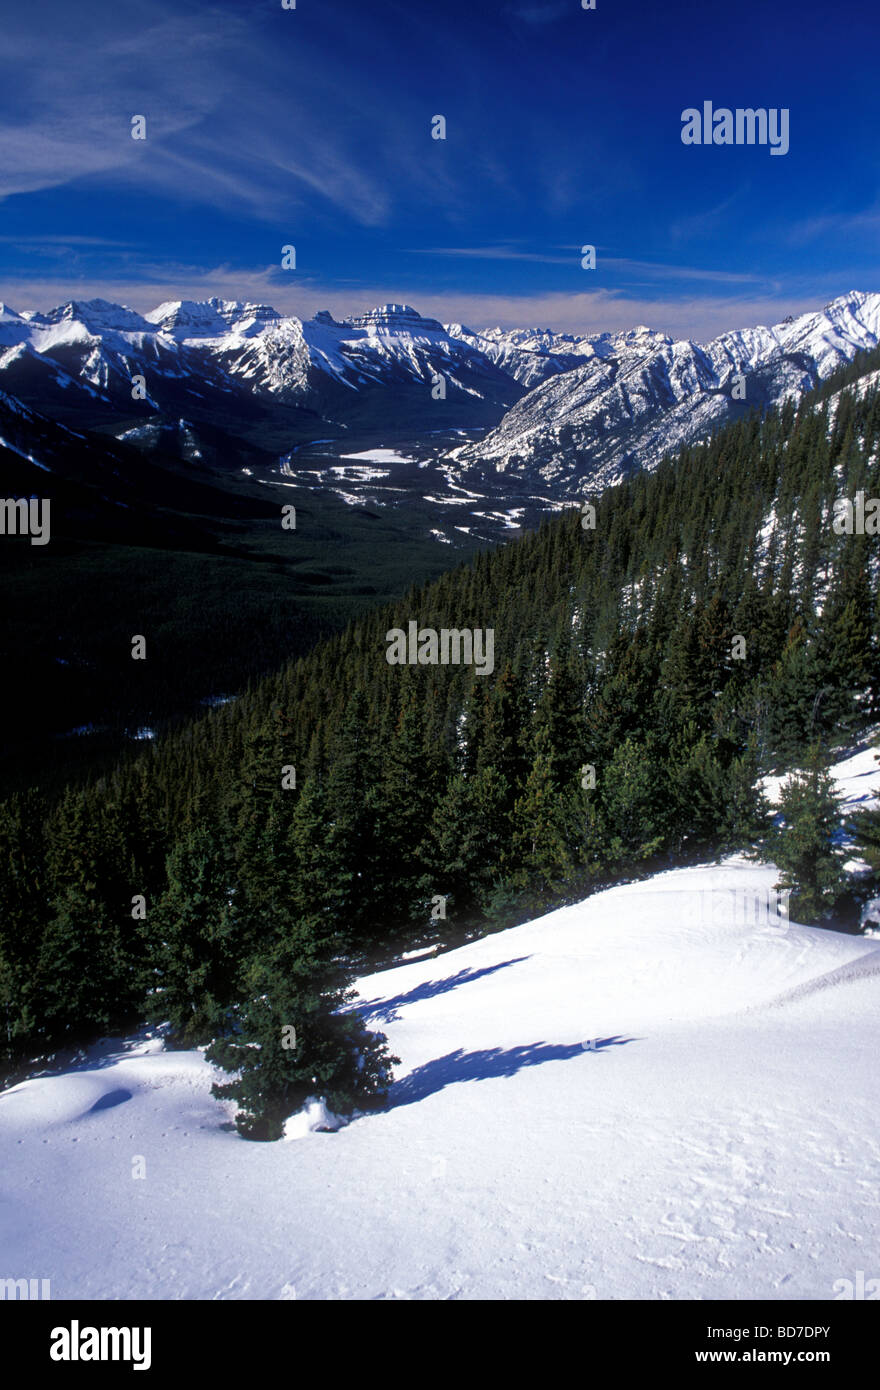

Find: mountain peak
[145,298,281,338]
[346,304,444,332]
[39,299,152,333]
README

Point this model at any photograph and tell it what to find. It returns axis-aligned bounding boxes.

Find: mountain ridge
[2,290,878,498]
[445,289,880,494]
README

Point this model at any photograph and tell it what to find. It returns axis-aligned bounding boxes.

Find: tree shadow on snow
[0,1026,168,1094]
[390,1035,637,1108]
[359,957,531,1024]
[85,1087,133,1113]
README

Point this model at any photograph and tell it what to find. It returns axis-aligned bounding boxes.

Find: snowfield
[2,752,878,1301]
[338,449,415,465]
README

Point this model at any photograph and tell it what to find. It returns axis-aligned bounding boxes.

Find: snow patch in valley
[339,448,415,465]
[329,464,392,482]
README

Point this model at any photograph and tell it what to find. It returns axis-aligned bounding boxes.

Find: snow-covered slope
[150,301,522,415]
[2,747,877,1301]
[145,298,281,340]
[446,320,669,391]
[449,290,880,494]
[0,297,238,414]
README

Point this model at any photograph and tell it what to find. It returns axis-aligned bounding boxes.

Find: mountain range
[2,289,879,536]
[447,289,880,495]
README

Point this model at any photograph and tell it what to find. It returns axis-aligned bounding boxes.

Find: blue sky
[0,0,877,338]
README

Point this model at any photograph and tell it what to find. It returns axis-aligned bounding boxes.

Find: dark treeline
[2,350,879,1132]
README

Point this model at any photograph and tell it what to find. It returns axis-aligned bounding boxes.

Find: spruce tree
[509,724,579,901]
[0,793,46,1067]
[34,882,135,1048]
[206,928,398,1141]
[596,735,668,864]
[851,802,880,878]
[773,747,848,924]
[150,826,240,1046]
[717,740,773,852]
[378,692,447,930]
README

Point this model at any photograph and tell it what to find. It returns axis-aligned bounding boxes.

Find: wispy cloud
[404,246,775,287]
[0,4,238,200]
[0,235,136,248]
[403,245,574,265]
[0,1,451,225]
[787,202,880,245]
[668,189,750,243]
[602,258,775,288]
[507,1,571,25]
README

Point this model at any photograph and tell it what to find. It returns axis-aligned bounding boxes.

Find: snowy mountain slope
[448,290,880,495]
[445,321,669,390]
[763,741,879,821]
[824,368,880,420]
[2,747,877,1301]
[0,298,243,424]
[2,290,878,549]
[145,298,282,340]
[149,301,523,421]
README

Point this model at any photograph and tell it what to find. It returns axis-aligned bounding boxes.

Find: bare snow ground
[2,752,879,1301]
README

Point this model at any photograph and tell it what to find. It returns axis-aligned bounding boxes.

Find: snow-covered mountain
[0,297,240,420]
[445,291,880,495]
[150,299,522,418]
[2,289,879,516]
[3,743,877,1300]
[446,320,669,390]
[0,297,523,429]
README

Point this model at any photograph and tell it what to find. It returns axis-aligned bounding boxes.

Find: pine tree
[378,692,448,929]
[229,704,299,962]
[206,928,397,1141]
[767,620,824,766]
[665,725,726,853]
[773,747,848,924]
[317,689,385,955]
[421,764,513,931]
[851,803,880,877]
[595,735,668,863]
[716,740,773,852]
[815,580,874,738]
[34,882,135,1048]
[509,723,580,900]
[0,793,47,1067]
[533,646,586,791]
[149,826,240,1046]
[287,776,342,944]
